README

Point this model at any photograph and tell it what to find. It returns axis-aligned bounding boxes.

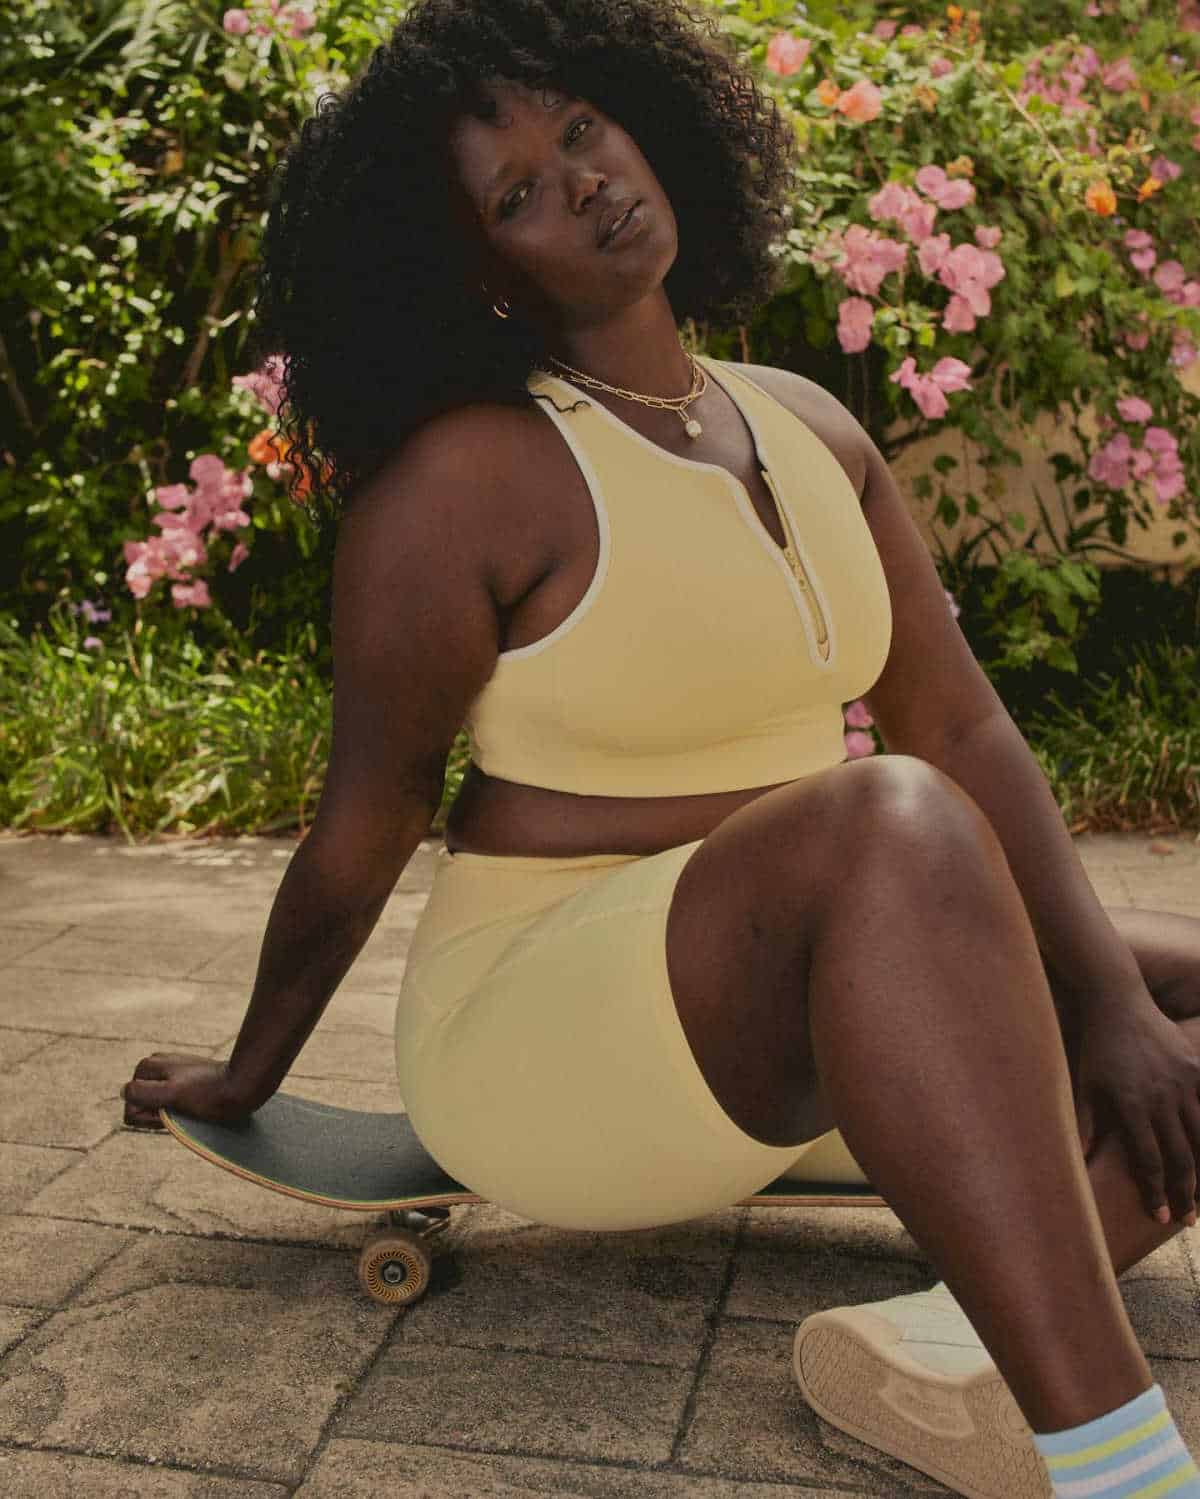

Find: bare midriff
[442,765,797,858]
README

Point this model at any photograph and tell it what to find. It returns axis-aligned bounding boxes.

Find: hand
[1074,997,1200,1226]
[122,1053,255,1131]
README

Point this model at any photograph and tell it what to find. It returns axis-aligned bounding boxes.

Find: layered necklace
[541,351,709,438]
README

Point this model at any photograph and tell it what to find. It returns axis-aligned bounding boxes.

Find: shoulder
[343,394,561,607]
[715,360,868,501]
[348,397,536,536]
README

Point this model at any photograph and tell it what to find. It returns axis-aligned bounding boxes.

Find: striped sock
[1032,1383,1200,1497]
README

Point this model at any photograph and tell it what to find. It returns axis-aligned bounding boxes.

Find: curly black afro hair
[251,0,797,521]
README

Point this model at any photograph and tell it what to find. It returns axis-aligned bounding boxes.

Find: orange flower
[1136,175,1163,202]
[248,429,287,465]
[1085,178,1117,215]
[914,84,939,112]
[946,155,975,178]
[816,78,841,106]
[947,4,963,19]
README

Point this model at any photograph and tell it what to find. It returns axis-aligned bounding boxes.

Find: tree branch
[0,327,36,434]
[177,228,251,394]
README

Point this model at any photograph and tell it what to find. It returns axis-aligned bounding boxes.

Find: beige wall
[887,361,1200,581]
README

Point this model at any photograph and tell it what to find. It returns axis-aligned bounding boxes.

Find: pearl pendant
[684,418,703,439]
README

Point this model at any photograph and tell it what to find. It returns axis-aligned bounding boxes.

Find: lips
[598,198,639,248]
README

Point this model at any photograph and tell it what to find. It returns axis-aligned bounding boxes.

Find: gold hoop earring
[481,284,511,319]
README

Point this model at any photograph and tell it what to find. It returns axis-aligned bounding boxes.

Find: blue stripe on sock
[1033,1386,1200,1498]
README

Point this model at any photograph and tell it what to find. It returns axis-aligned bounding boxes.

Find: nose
[571,166,607,214]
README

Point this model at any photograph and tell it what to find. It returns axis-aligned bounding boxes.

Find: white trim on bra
[495,389,612,661]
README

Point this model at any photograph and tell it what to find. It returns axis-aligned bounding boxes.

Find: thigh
[664,753,1008,1147]
[397,843,813,1231]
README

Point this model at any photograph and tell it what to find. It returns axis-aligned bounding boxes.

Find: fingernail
[1156,1205,1171,1224]
[1186,1210,1197,1229]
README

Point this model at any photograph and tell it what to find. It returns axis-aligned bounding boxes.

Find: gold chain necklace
[541,351,709,438]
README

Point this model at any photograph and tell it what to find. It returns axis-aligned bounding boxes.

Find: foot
[793,1283,1051,1498]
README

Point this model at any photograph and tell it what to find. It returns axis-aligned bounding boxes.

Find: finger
[1154,1109,1198,1224]
[124,1077,173,1110]
[1181,1095,1200,1213]
[1121,1117,1171,1224]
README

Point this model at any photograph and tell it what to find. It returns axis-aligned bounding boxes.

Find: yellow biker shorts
[395,842,869,1231]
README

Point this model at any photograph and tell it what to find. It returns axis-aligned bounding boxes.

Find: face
[445,79,678,332]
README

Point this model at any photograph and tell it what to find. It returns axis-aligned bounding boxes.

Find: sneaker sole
[793,1308,1051,1499]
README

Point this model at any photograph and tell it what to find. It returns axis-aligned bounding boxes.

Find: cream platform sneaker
[793,1283,1052,1498]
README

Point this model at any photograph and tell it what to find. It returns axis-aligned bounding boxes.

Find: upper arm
[748,365,1005,758]
[304,409,505,881]
[855,430,1006,758]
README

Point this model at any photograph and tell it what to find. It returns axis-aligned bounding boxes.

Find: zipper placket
[760,467,831,662]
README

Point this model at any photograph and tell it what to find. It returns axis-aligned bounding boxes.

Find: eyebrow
[480,94,572,207]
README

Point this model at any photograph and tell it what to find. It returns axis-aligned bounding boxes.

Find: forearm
[930,712,1147,1020]
[224,825,419,1108]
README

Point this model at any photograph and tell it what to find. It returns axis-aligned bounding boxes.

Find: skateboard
[160,1091,885,1307]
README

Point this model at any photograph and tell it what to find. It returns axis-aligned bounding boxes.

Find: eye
[498,116,595,219]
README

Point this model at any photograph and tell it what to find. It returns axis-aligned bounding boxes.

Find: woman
[123,3,1200,1495]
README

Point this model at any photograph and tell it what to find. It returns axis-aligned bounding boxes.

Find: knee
[840,753,1007,875]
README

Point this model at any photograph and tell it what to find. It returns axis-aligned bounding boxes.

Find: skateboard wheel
[357,1230,433,1306]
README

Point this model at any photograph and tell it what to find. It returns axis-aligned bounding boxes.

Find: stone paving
[0,828,1198,1498]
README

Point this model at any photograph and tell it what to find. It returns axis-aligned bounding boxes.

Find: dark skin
[124,86,1200,1427]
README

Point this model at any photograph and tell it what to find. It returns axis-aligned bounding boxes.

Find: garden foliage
[2,0,1198,678]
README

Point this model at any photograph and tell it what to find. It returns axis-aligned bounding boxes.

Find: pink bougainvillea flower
[868,181,937,244]
[900,24,924,37]
[287,7,316,37]
[1150,155,1182,183]
[974,224,1002,249]
[868,181,916,222]
[1154,260,1187,296]
[765,32,812,76]
[232,355,286,417]
[1123,328,1151,351]
[918,232,952,275]
[222,9,251,34]
[844,699,875,729]
[837,297,875,354]
[843,729,876,759]
[1088,431,1132,488]
[936,242,1006,318]
[942,294,978,333]
[1100,56,1138,92]
[836,80,884,123]
[889,356,972,420]
[914,164,976,210]
[228,542,251,572]
[1117,396,1154,423]
[834,224,908,296]
[171,580,212,610]
[872,20,899,40]
[1172,336,1198,368]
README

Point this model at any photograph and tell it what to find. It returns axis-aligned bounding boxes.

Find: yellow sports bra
[463,354,893,796]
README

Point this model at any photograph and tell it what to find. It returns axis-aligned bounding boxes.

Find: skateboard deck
[160,1090,884,1211]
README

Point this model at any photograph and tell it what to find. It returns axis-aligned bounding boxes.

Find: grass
[0,603,1195,841]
